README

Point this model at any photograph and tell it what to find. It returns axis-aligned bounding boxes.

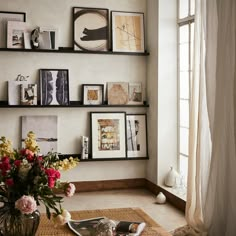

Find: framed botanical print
[90,112,127,159]
[73,7,109,51]
[126,114,148,158]
[82,84,104,105]
[111,11,145,53]
[39,69,69,106]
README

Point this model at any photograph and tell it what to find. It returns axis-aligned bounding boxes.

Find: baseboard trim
[70,178,186,213]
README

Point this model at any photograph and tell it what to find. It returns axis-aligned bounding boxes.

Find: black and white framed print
[73,7,109,51]
[126,114,148,158]
[40,69,69,106]
[0,11,26,48]
[90,112,127,159]
[82,84,104,105]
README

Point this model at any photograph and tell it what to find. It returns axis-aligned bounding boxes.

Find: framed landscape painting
[126,114,148,158]
[90,112,127,159]
[40,69,69,106]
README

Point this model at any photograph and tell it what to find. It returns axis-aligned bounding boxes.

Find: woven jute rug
[36,207,171,236]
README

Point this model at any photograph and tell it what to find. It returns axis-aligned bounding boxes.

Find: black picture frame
[90,112,127,159]
[0,11,26,48]
[73,7,109,51]
[111,11,145,53]
[126,114,148,158]
[39,69,70,106]
[82,84,104,105]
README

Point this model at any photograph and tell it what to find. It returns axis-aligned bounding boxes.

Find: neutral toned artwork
[112,11,145,53]
[21,116,58,155]
[8,80,28,105]
[73,7,108,51]
[128,82,143,104]
[126,114,147,158]
[40,69,69,105]
[91,112,127,158]
[0,11,25,48]
[82,84,104,105]
[20,83,37,105]
[107,82,129,105]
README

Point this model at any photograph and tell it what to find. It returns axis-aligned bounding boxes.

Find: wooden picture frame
[126,114,148,158]
[90,112,127,159]
[73,7,109,51]
[39,69,70,106]
[0,11,26,48]
[111,11,145,53]
[82,84,104,105]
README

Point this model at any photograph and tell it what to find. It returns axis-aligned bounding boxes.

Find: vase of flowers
[0,131,79,236]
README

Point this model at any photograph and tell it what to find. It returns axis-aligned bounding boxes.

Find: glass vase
[0,203,40,236]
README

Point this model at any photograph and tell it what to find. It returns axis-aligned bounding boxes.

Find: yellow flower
[0,136,14,157]
[24,131,40,153]
[57,157,79,171]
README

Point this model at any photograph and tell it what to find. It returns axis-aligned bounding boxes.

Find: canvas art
[40,69,69,105]
[107,82,129,105]
[21,116,58,155]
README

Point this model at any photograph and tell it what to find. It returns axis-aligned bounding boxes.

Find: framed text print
[73,7,109,51]
[111,11,145,53]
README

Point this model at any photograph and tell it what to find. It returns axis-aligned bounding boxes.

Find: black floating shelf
[0,48,150,56]
[0,101,149,108]
[59,153,149,162]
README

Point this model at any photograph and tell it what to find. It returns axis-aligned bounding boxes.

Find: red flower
[5,178,14,186]
[14,160,21,167]
[45,168,61,188]
[0,156,11,176]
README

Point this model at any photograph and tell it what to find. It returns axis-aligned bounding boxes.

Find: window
[178,0,194,184]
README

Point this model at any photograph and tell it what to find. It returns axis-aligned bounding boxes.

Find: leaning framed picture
[107,82,129,105]
[39,69,70,106]
[90,112,127,159]
[0,11,26,48]
[111,11,145,53]
[126,114,148,158]
[73,7,109,51]
[82,84,104,105]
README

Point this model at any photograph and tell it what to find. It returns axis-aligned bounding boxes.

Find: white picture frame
[82,84,104,105]
[128,82,143,105]
[39,27,59,50]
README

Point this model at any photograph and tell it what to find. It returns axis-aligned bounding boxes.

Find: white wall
[0,0,148,182]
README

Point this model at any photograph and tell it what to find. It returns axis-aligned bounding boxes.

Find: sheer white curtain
[185,0,236,236]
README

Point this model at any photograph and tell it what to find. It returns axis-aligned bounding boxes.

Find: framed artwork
[39,69,69,106]
[111,11,145,53]
[8,80,28,105]
[73,7,109,51]
[39,27,59,50]
[21,115,58,155]
[7,21,28,48]
[82,84,104,105]
[128,82,143,105]
[0,11,26,48]
[107,82,129,105]
[126,114,148,158]
[20,83,37,105]
[90,112,127,159]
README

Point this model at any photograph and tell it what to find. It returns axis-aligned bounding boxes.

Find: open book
[67,217,146,236]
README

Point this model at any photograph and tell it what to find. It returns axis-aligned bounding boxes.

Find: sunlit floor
[39,188,186,232]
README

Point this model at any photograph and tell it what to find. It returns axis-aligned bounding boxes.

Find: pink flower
[15,195,37,215]
[64,183,76,197]
[45,168,61,188]
[5,178,14,186]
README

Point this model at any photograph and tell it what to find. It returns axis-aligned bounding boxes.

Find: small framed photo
[107,82,129,105]
[39,69,69,106]
[90,112,127,159]
[111,11,145,53]
[73,7,109,51]
[20,83,37,105]
[7,21,29,48]
[0,11,26,48]
[82,84,104,105]
[128,82,143,105]
[126,114,148,158]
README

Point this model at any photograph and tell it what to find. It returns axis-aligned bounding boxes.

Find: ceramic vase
[164,167,179,187]
[156,192,166,204]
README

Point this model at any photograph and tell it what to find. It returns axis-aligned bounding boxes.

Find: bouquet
[0,131,79,226]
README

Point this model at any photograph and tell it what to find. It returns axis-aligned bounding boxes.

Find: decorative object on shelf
[20,83,37,105]
[126,114,148,158]
[156,192,166,204]
[90,112,127,159]
[73,7,109,51]
[38,27,58,50]
[111,11,145,53]
[128,82,143,105]
[82,84,104,105]
[7,20,29,49]
[0,131,79,235]
[164,167,180,187]
[107,82,129,105]
[31,27,40,48]
[21,115,58,155]
[39,69,70,106]
[0,11,26,48]
[81,136,89,159]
